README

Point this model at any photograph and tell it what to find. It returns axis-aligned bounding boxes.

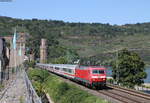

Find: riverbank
[28,68,108,103]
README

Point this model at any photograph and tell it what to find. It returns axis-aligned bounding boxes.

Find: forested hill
[1,16,150,65]
[0,16,150,37]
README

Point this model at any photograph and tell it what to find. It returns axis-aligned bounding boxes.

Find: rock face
[40,39,47,63]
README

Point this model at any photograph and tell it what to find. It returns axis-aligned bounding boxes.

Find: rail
[107,83,150,100]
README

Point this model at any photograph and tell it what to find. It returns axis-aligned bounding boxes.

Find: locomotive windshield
[92,70,104,74]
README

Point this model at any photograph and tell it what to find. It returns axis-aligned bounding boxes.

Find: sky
[0,0,150,25]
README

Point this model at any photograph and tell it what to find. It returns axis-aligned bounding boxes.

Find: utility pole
[116,50,119,84]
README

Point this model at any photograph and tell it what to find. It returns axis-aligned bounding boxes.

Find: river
[106,68,150,83]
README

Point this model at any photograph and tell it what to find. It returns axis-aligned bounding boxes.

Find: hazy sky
[0,0,149,25]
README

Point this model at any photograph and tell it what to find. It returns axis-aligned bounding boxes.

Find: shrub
[107,78,114,84]
[24,60,35,68]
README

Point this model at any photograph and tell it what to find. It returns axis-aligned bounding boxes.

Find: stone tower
[40,39,47,63]
[16,32,27,65]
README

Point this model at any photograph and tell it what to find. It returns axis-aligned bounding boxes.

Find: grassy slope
[28,68,108,103]
[59,34,150,64]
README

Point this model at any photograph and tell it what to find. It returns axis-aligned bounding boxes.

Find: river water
[106,68,150,83]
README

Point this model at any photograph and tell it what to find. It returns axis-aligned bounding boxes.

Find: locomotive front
[90,67,107,87]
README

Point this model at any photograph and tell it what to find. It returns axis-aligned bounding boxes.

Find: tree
[29,69,49,102]
[112,49,147,88]
[51,56,68,64]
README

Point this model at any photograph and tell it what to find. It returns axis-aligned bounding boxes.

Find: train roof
[49,64,78,70]
[37,63,106,70]
[37,63,78,70]
[78,66,106,70]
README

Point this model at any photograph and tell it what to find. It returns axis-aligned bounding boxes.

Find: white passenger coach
[37,63,78,79]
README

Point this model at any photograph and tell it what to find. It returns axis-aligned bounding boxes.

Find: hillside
[59,34,150,65]
[0,16,150,65]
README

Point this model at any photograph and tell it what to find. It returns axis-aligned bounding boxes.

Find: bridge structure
[0,32,42,103]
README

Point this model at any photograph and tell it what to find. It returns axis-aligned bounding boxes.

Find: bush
[24,60,35,68]
[0,84,4,90]
[107,78,114,84]
[51,56,68,64]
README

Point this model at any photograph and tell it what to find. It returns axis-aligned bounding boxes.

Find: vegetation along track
[37,66,150,103]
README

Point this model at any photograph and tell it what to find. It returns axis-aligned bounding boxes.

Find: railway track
[101,84,150,103]
[107,83,150,100]
[98,90,140,103]
[37,65,150,103]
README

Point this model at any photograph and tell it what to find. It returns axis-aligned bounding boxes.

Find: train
[36,63,107,88]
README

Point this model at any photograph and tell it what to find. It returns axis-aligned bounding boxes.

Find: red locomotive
[37,63,107,88]
[75,66,106,88]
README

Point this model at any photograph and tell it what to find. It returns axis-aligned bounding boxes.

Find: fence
[24,69,42,103]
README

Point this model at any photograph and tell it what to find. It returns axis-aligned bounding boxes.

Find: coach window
[63,68,67,72]
[68,69,72,73]
[55,67,59,70]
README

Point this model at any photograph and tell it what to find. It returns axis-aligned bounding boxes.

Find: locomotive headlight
[92,78,97,81]
[103,78,106,80]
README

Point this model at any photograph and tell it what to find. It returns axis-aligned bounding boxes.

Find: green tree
[52,56,68,64]
[29,69,49,98]
[112,49,147,88]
